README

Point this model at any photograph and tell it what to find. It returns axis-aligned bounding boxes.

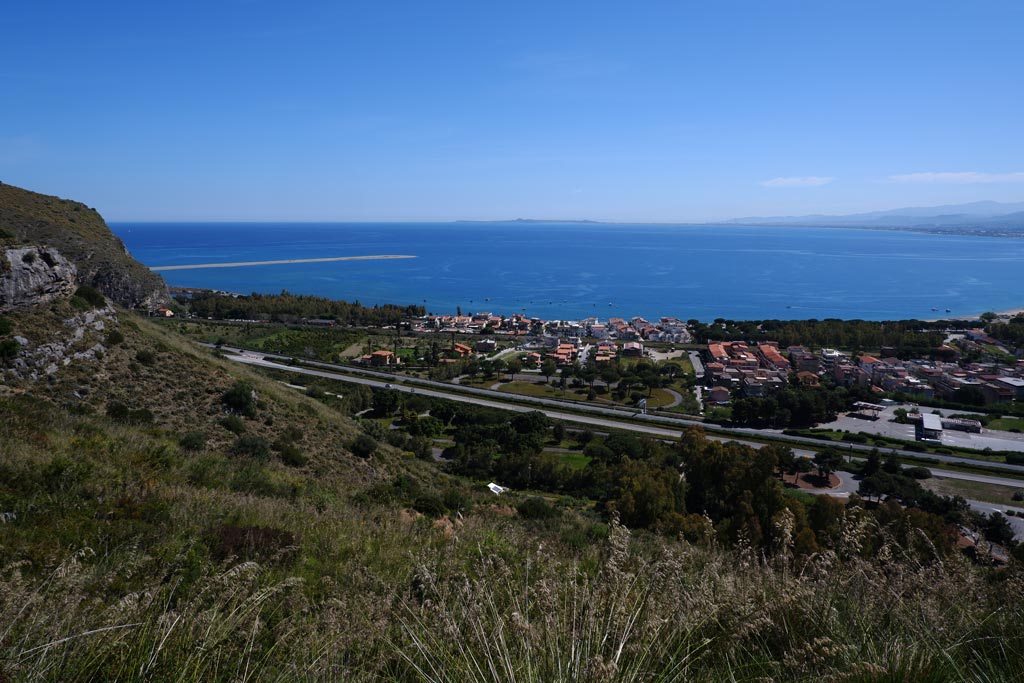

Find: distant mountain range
[725,200,1024,235]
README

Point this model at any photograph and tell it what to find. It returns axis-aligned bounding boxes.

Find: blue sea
[111,222,1024,322]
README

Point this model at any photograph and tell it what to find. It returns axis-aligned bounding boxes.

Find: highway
[222,349,1024,491]
[213,344,1024,478]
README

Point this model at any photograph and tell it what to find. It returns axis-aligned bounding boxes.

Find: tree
[541,359,557,383]
[982,512,1016,547]
[373,388,402,416]
[813,448,843,480]
[862,449,882,477]
[506,357,522,380]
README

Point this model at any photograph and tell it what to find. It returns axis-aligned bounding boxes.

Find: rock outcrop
[0,183,169,309]
[0,245,78,312]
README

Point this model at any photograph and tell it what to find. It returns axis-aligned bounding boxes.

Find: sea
[110,222,1024,322]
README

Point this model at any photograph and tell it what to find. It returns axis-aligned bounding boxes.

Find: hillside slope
[0,182,168,308]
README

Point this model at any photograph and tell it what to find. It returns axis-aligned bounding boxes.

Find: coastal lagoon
[113,222,1024,322]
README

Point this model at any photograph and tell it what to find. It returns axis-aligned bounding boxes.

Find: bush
[178,431,207,452]
[412,493,446,517]
[517,496,559,520]
[0,338,19,361]
[0,316,12,336]
[905,466,932,480]
[106,401,130,421]
[443,487,471,513]
[278,442,308,467]
[207,524,296,562]
[385,430,408,448]
[233,434,271,461]
[105,329,124,346]
[135,349,156,365]
[105,401,153,424]
[74,285,106,308]
[219,414,245,434]
[1012,490,1024,502]
[221,381,257,417]
[351,433,378,459]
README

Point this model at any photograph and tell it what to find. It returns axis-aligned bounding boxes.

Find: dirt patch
[787,473,840,490]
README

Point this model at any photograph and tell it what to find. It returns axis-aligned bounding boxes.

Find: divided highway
[217,346,1024,492]
[214,345,1024,478]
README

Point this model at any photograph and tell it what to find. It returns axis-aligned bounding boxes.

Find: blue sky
[2,1,1023,221]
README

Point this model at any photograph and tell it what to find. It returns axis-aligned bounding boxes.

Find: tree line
[690,318,947,356]
[181,290,424,326]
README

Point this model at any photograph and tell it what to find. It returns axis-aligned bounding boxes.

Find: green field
[552,450,591,470]
[923,477,1024,507]
[988,417,1024,432]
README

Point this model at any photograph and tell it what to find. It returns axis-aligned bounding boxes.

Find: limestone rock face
[0,245,78,312]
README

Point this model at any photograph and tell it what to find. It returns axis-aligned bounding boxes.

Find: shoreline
[925,307,1024,323]
[151,255,416,271]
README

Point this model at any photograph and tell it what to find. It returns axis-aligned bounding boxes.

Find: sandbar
[151,255,416,271]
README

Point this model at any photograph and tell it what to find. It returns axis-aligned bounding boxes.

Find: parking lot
[818,403,1024,453]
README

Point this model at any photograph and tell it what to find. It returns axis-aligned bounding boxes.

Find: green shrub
[412,492,446,517]
[517,496,559,520]
[221,381,257,417]
[351,433,378,459]
[442,487,471,513]
[105,329,124,346]
[278,442,308,467]
[906,466,932,480]
[233,434,271,461]
[135,349,157,366]
[106,400,130,421]
[207,524,296,562]
[220,414,245,434]
[0,315,12,336]
[74,285,106,308]
[0,338,18,361]
[178,431,207,452]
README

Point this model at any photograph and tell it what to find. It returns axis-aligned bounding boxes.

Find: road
[223,350,1024,493]
[234,351,1024,539]
[214,345,1024,478]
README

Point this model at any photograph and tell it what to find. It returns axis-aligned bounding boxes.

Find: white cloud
[758,176,834,188]
[887,171,1024,184]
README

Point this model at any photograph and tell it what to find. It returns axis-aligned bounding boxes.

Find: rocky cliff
[0,245,78,312]
[0,183,168,308]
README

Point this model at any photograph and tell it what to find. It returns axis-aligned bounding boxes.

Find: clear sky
[2,1,1023,222]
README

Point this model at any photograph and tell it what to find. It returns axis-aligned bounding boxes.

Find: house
[475,339,497,353]
[446,343,474,357]
[622,341,644,357]
[154,307,175,318]
[370,350,398,367]
[796,371,820,387]
[707,386,731,404]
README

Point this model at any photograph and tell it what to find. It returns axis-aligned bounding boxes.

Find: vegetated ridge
[0,182,168,308]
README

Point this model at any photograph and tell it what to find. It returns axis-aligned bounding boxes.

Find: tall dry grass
[4,514,1022,682]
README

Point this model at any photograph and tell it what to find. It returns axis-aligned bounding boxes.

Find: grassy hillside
[2,298,1024,681]
[0,183,167,308]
